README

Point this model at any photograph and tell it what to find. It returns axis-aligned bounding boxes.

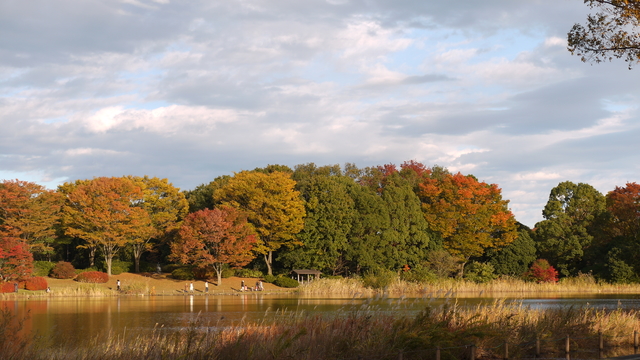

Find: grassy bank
[3,300,640,359]
[0,273,294,299]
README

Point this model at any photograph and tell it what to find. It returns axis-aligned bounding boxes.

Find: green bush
[171,267,195,280]
[235,268,263,278]
[401,265,437,284]
[109,260,132,275]
[263,274,277,283]
[162,264,183,273]
[33,261,56,277]
[51,261,76,279]
[138,261,157,273]
[362,269,397,289]
[222,268,235,278]
[273,276,299,288]
[464,262,497,283]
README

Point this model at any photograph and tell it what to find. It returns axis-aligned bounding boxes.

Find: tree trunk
[105,254,113,276]
[216,267,222,286]
[133,245,142,273]
[264,252,273,276]
[88,246,96,267]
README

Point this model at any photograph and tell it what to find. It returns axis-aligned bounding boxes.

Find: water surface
[3,293,640,345]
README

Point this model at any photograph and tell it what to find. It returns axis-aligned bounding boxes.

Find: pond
[3,293,640,346]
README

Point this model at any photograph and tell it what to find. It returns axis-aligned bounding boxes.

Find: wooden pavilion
[291,269,322,284]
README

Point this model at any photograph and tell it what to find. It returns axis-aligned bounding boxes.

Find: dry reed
[300,275,640,297]
[4,299,640,360]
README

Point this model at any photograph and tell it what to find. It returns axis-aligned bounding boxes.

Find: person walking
[241,280,245,292]
[116,280,121,291]
[189,282,194,293]
[205,281,209,293]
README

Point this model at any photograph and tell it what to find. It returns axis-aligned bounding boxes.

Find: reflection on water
[3,293,640,345]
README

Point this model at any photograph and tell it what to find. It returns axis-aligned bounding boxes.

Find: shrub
[75,267,99,274]
[273,276,299,288]
[235,268,263,278]
[193,266,214,280]
[24,277,48,291]
[162,264,182,273]
[33,261,56,277]
[362,269,397,289]
[51,261,76,279]
[400,265,437,284]
[0,282,17,293]
[525,259,559,283]
[222,268,235,278]
[76,271,109,283]
[138,261,157,273]
[464,262,497,283]
[109,260,132,275]
[263,274,277,283]
[171,267,195,280]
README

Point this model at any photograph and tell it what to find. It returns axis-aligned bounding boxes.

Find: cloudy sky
[1,0,639,227]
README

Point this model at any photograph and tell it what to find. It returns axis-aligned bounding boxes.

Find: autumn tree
[568,0,640,67]
[0,180,61,259]
[61,177,151,276]
[419,171,517,276]
[126,176,189,272]
[535,181,606,276]
[607,182,640,242]
[599,182,640,281]
[214,171,305,275]
[169,207,256,285]
[0,236,33,282]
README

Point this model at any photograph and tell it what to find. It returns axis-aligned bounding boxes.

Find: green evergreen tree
[535,181,606,276]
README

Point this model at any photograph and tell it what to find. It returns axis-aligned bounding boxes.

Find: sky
[1,0,639,228]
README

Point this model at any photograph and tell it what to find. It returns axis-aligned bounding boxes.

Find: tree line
[0,161,638,285]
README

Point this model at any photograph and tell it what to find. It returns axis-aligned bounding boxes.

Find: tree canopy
[62,177,151,276]
[214,171,305,275]
[419,171,518,274]
[568,0,640,67]
[170,207,256,285]
[535,181,606,276]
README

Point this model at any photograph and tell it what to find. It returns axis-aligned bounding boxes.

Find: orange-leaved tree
[0,180,62,259]
[607,182,640,243]
[419,171,517,276]
[169,207,256,285]
[62,177,151,276]
[214,171,305,275]
[126,176,189,272]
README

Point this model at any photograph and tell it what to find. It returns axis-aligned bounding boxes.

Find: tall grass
[300,274,640,296]
[5,300,640,359]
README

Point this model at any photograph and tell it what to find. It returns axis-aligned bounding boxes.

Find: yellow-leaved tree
[127,176,189,272]
[214,171,305,275]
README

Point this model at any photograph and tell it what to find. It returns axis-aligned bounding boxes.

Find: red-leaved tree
[525,259,559,283]
[170,207,256,285]
[0,236,33,282]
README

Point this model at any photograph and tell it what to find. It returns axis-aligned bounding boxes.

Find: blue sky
[1,0,639,227]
